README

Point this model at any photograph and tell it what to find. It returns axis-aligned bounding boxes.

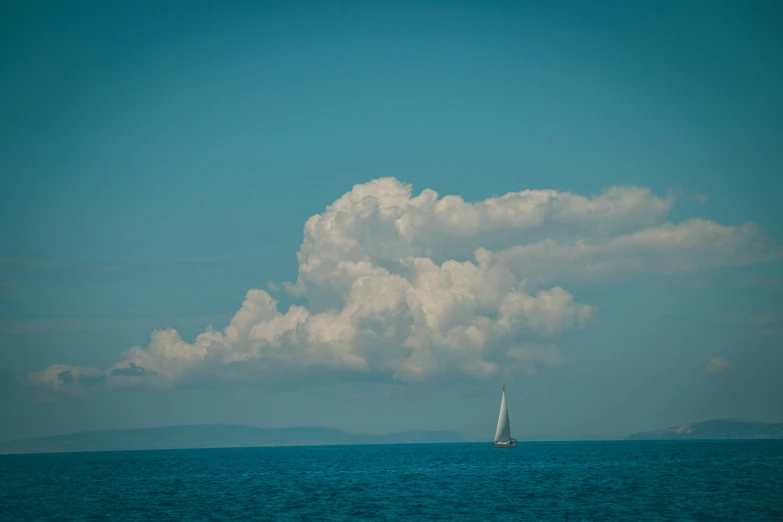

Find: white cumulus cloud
[26,178,781,396]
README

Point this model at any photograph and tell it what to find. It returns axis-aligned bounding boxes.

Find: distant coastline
[3,419,781,455]
[0,425,467,455]
[627,419,783,440]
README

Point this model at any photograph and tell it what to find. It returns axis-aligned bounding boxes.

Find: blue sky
[1,0,782,441]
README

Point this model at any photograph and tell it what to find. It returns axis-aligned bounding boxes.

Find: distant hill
[628,419,783,440]
[0,425,466,455]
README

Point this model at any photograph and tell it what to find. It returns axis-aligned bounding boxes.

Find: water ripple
[1,441,782,521]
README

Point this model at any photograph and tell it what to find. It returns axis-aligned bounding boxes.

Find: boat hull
[492,441,517,448]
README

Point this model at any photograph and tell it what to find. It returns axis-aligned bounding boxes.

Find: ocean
[1,441,782,521]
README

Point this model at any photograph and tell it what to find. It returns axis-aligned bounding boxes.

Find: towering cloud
[27,178,782,396]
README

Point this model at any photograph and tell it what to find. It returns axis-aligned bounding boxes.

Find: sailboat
[493,385,518,448]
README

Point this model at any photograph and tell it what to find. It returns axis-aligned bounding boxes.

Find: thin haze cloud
[706,357,729,375]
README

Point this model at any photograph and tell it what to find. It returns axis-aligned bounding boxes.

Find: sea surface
[1,441,782,521]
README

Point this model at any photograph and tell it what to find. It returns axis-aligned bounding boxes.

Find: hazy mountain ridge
[5,418,781,454]
[628,419,783,440]
[0,424,466,454]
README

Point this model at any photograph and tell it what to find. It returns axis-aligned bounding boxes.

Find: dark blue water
[2,441,782,521]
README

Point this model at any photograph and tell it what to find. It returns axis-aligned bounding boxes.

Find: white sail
[493,387,512,443]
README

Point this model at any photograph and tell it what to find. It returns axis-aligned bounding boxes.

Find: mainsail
[494,386,512,443]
